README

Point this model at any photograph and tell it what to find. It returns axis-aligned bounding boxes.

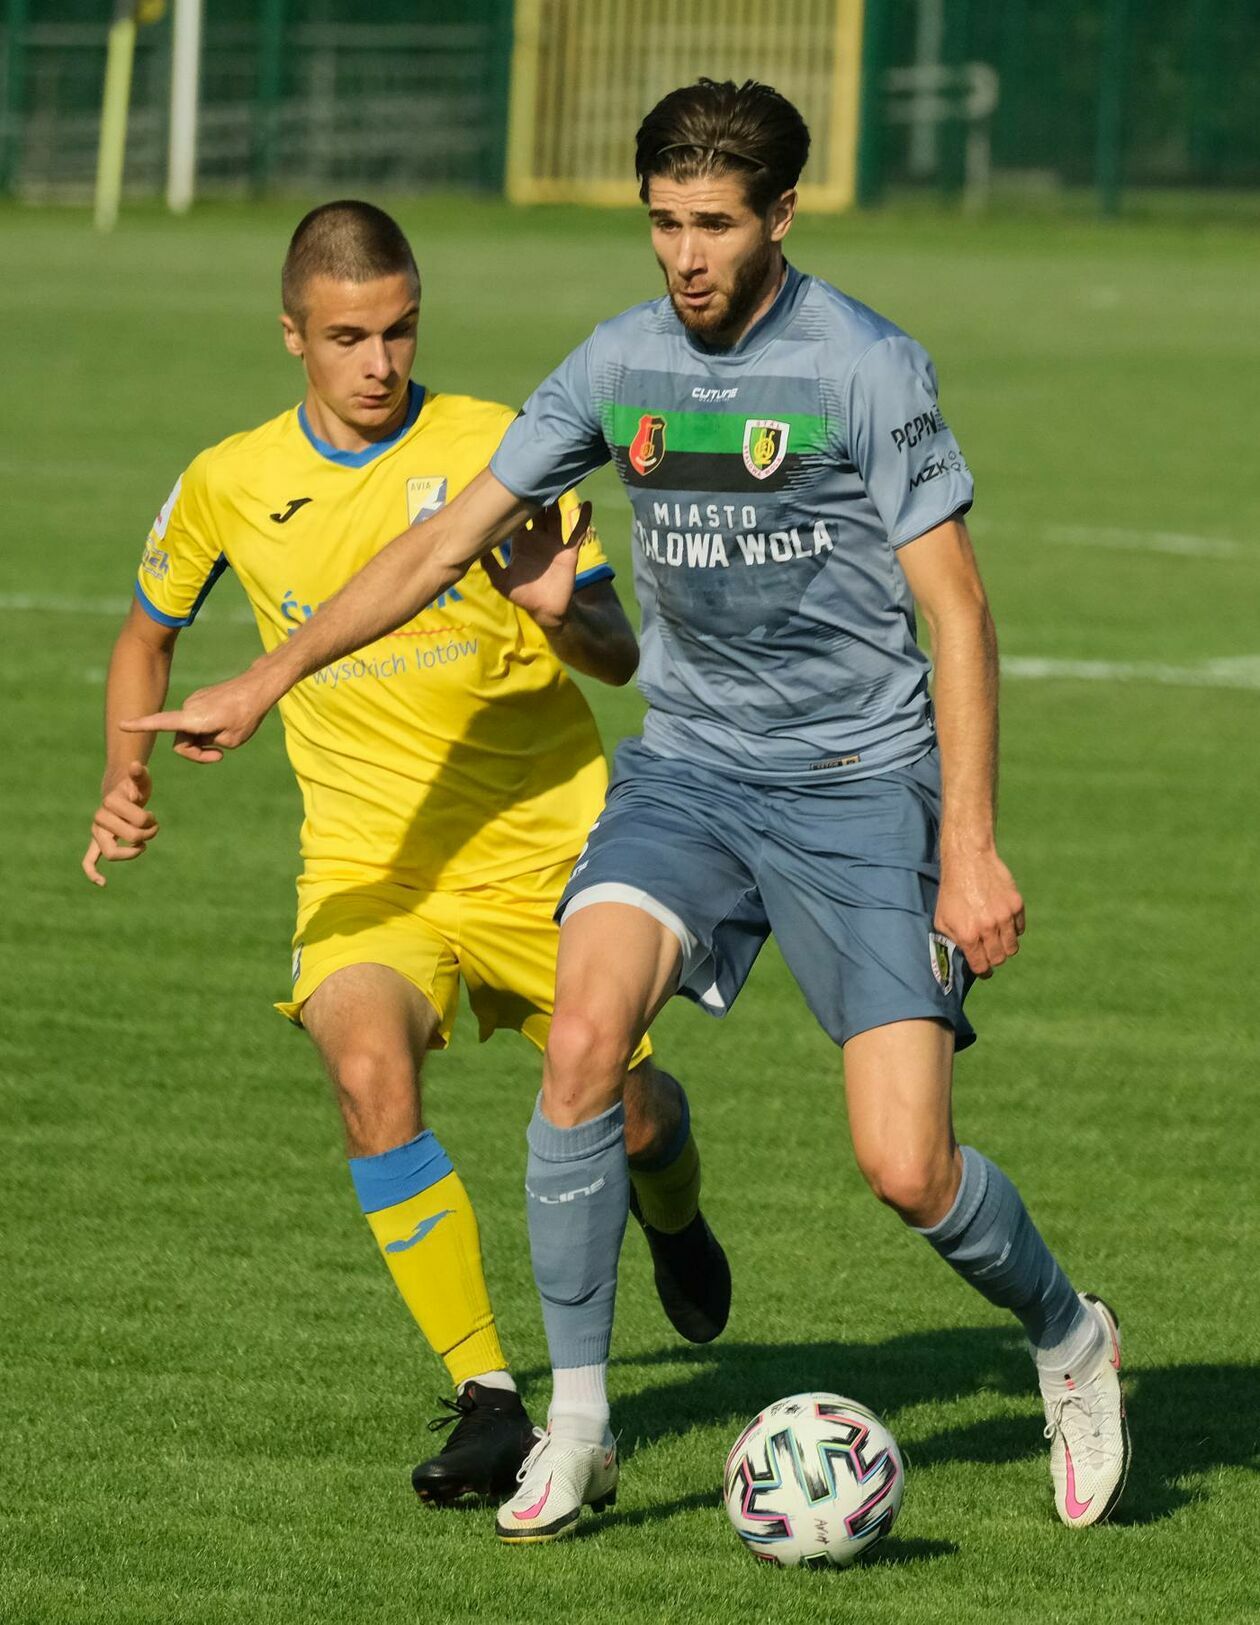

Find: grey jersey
[491,264,973,783]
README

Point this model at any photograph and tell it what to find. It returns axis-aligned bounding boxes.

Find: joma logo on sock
[526,1176,607,1205]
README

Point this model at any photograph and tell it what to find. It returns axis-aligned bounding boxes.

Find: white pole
[166,0,202,213]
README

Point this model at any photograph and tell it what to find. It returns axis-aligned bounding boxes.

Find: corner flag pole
[93,0,139,231]
[166,0,202,213]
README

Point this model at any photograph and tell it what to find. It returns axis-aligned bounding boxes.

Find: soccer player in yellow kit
[82,201,729,1503]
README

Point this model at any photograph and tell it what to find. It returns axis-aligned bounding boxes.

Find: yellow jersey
[135,385,613,888]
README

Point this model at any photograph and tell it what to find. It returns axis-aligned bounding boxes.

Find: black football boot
[629,1187,732,1344]
[411,1382,539,1505]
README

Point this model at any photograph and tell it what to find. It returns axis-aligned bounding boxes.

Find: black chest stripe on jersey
[613,448,809,495]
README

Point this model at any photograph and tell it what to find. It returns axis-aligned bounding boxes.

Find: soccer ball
[723,1393,904,1568]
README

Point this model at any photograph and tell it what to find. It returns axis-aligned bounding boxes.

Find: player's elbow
[603,633,640,686]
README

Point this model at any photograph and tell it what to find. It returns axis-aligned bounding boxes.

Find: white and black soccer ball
[723,1393,904,1569]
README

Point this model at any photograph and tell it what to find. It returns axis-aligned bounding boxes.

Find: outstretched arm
[897,516,1025,977]
[124,469,549,761]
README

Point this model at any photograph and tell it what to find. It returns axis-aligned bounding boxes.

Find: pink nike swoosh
[1063,1445,1094,1521]
[518,1477,552,1520]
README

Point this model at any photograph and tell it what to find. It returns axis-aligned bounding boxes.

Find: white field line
[1004,655,1260,691]
[6,591,1259,693]
[0,591,255,625]
[1044,525,1249,560]
[78,654,1260,693]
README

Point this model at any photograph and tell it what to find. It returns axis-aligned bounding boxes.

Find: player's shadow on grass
[581,1331,1259,1529]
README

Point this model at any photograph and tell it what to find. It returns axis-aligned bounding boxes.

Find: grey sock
[917,1145,1087,1354]
[525,1096,628,1370]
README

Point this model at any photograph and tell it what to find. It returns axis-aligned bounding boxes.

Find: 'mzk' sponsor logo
[890,408,946,453]
[742,418,790,480]
[909,448,966,488]
[628,413,667,475]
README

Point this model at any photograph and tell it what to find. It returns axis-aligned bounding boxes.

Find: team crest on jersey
[628,413,667,476]
[928,930,956,995]
[407,476,448,524]
[742,419,790,479]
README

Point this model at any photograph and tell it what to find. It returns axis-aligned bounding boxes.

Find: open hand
[83,761,157,886]
[121,665,276,764]
[935,848,1025,978]
[482,500,592,629]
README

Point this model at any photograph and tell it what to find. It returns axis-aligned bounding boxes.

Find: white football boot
[495,1428,619,1544]
[1039,1292,1130,1527]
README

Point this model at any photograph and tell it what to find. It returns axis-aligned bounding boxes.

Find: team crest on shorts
[407,477,448,524]
[928,930,955,995]
[742,419,790,479]
[628,413,667,476]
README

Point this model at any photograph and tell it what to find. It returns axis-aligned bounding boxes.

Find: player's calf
[625,1064,731,1344]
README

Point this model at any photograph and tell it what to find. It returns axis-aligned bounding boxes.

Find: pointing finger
[121,710,191,734]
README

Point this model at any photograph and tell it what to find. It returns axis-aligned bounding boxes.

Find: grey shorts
[558,739,975,1050]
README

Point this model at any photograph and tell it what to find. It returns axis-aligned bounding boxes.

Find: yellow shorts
[275,856,652,1063]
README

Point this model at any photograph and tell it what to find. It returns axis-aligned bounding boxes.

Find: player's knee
[861,1150,958,1228]
[544,1008,632,1121]
[332,1046,420,1156]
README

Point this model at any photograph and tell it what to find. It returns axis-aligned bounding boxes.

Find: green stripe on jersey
[606,404,829,455]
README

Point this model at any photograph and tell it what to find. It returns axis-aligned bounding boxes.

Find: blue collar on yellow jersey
[298,381,425,467]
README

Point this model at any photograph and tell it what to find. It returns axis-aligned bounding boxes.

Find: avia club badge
[628,413,667,476]
[742,418,790,479]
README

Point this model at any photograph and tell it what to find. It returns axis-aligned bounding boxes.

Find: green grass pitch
[2,197,1258,1624]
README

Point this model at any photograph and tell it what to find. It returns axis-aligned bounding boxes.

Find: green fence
[1,0,1257,208]
[0,0,514,200]
[863,0,1260,207]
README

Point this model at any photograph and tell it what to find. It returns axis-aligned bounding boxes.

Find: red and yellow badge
[628,413,667,476]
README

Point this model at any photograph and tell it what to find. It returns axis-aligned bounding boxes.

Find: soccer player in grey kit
[130,80,1130,1542]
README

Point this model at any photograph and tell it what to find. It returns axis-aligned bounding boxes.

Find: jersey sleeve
[843,335,974,547]
[133,452,228,627]
[489,335,610,505]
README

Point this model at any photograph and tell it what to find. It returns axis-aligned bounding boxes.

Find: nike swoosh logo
[519,1477,552,1520]
[384,1208,454,1254]
[269,497,313,524]
[1063,1444,1094,1521]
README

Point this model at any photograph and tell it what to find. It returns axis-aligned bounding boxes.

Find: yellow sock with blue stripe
[349,1130,508,1390]
[628,1082,701,1235]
